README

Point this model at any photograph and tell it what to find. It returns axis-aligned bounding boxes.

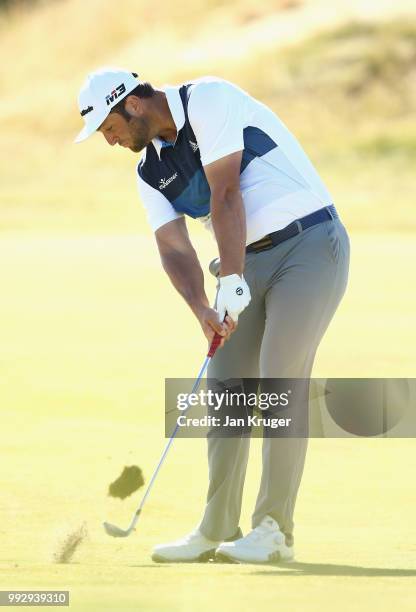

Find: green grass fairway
[1,232,415,611]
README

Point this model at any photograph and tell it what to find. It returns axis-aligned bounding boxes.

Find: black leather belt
[246,205,339,254]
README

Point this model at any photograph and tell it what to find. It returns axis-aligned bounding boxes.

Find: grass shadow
[251,561,416,577]
[127,561,416,576]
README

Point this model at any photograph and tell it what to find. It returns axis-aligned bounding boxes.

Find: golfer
[75,68,350,564]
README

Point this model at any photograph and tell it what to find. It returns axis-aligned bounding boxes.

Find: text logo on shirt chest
[159,172,178,190]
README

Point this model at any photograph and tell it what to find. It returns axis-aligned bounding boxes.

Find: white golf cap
[74,67,141,143]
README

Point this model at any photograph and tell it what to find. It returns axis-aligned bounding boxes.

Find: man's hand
[216,274,251,323]
[197,306,236,348]
[156,219,238,348]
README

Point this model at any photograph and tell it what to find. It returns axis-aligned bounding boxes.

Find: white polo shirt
[137,76,333,245]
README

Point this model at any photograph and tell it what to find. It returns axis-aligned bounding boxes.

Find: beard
[127,116,152,152]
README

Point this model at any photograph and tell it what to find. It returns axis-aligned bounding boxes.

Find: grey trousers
[199,217,350,541]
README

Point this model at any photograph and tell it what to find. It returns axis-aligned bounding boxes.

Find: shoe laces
[243,523,273,542]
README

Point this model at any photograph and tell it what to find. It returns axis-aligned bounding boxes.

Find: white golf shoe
[152,528,220,563]
[215,516,294,564]
[152,526,243,563]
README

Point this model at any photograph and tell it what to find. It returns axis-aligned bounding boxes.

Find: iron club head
[103,521,134,538]
[103,508,141,538]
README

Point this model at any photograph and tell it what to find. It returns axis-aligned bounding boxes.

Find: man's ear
[124,95,141,116]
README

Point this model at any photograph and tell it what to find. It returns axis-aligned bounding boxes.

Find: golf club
[103,331,223,538]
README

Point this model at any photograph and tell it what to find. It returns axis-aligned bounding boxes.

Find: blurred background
[1,2,416,610]
[1,0,415,233]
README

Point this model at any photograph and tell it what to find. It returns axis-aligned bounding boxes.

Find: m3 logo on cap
[105,83,126,105]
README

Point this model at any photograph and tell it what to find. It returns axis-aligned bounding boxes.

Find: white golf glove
[216,274,251,323]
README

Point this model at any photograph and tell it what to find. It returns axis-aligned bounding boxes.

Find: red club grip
[207,332,222,358]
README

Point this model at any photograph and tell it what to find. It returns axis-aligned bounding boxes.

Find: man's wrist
[189,299,210,321]
[219,264,244,277]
